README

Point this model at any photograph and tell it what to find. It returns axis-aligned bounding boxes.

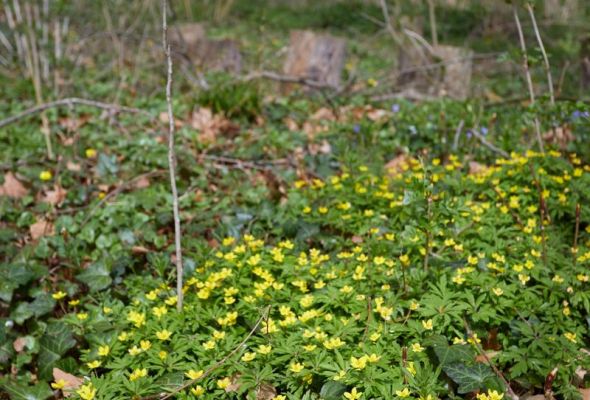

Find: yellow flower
[97,345,110,357]
[159,350,167,360]
[86,360,101,369]
[564,332,577,343]
[102,306,112,314]
[241,352,256,362]
[203,340,216,350]
[185,369,204,380]
[217,377,231,389]
[39,170,53,181]
[212,330,226,341]
[492,287,503,296]
[152,305,167,318]
[51,379,67,389]
[77,383,96,400]
[85,148,97,158]
[411,343,424,353]
[422,319,433,330]
[257,345,272,355]
[77,313,88,320]
[129,368,148,381]
[369,332,381,342]
[52,291,67,300]
[128,345,142,356]
[344,387,363,400]
[396,388,411,398]
[350,356,367,370]
[289,362,304,373]
[365,353,380,362]
[68,299,80,306]
[118,331,130,342]
[190,385,205,396]
[156,329,172,341]
[140,340,151,351]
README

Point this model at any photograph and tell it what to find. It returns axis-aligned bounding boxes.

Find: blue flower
[391,104,400,113]
[480,127,488,136]
[353,124,361,133]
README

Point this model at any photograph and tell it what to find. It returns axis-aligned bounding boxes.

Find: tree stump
[581,36,590,92]
[282,30,346,92]
[431,45,473,100]
[169,23,242,74]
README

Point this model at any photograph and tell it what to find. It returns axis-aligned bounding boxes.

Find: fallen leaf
[310,107,336,121]
[43,185,67,206]
[0,172,28,198]
[385,154,415,177]
[53,367,83,396]
[133,176,151,189]
[191,107,238,144]
[468,161,487,176]
[30,219,55,240]
[131,246,150,254]
[580,388,590,400]
[284,117,299,131]
[59,114,90,132]
[351,235,363,244]
[543,126,574,149]
[255,383,277,400]
[159,111,184,128]
[225,374,241,393]
[66,161,81,172]
[475,351,499,363]
[13,337,27,352]
[366,107,388,122]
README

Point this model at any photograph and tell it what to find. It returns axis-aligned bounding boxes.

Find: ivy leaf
[76,262,111,292]
[319,381,347,400]
[10,294,56,325]
[443,363,496,394]
[1,380,53,400]
[38,322,76,380]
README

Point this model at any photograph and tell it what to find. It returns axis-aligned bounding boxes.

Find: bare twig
[162,0,184,312]
[526,3,554,105]
[512,1,544,153]
[0,97,154,129]
[471,128,509,158]
[80,171,165,224]
[242,70,338,90]
[150,305,271,400]
[464,319,519,400]
[573,203,581,266]
[427,0,438,47]
[452,119,465,151]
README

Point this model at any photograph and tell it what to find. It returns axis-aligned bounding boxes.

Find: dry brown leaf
[13,337,27,352]
[468,161,487,176]
[310,107,336,121]
[284,117,299,131]
[307,140,332,156]
[522,396,545,400]
[43,185,67,206]
[351,235,363,244]
[59,114,90,132]
[255,383,277,400]
[385,154,415,177]
[580,388,590,400]
[0,172,28,198]
[474,351,499,363]
[30,219,54,240]
[366,108,388,122]
[543,126,574,149]
[225,374,242,393]
[159,111,184,128]
[98,184,110,192]
[66,162,81,172]
[53,367,83,396]
[131,246,150,254]
[133,176,151,189]
[191,107,238,144]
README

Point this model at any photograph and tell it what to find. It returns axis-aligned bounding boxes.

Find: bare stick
[162,0,184,312]
[512,1,544,153]
[471,128,509,158]
[526,3,554,105]
[427,0,438,47]
[0,97,154,129]
[242,70,337,90]
[464,319,519,400]
[149,305,271,400]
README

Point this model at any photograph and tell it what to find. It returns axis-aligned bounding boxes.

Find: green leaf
[76,262,112,291]
[319,381,347,400]
[10,294,56,325]
[1,380,53,400]
[443,363,496,394]
[38,322,76,380]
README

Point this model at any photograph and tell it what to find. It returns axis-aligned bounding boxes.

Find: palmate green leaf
[1,380,53,400]
[319,380,347,399]
[76,261,112,292]
[443,363,497,394]
[38,322,76,380]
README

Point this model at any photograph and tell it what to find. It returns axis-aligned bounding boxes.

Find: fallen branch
[512,2,544,153]
[370,88,437,102]
[471,128,509,158]
[464,318,519,400]
[150,305,271,400]
[162,0,184,312]
[526,3,554,105]
[243,70,338,90]
[0,97,154,129]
